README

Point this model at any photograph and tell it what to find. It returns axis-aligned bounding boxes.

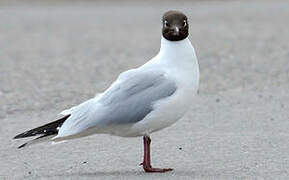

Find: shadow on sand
[45,169,199,178]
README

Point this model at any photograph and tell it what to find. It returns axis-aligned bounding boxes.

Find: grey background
[1,0,289,179]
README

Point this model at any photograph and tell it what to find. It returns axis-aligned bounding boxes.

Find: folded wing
[57,69,177,138]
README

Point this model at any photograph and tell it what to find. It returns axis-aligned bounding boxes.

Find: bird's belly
[113,87,196,137]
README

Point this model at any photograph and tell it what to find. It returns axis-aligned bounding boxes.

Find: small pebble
[178,147,182,150]
[216,98,220,103]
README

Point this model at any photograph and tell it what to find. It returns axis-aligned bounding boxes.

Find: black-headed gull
[14,10,200,173]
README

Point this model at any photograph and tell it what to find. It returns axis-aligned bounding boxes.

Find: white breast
[115,37,200,137]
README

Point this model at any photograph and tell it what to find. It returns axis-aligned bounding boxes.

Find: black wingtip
[13,114,70,140]
[18,143,27,149]
[14,134,22,139]
[14,131,29,139]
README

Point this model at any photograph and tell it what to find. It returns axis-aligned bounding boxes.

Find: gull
[14,10,200,173]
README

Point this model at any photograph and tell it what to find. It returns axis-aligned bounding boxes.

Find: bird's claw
[143,166,173,173]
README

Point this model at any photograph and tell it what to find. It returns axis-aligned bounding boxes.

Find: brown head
[162,10,189,41]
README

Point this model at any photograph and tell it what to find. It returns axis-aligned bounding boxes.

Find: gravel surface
[1,0,289,179]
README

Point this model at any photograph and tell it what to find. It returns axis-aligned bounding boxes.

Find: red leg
[140,136,173,173]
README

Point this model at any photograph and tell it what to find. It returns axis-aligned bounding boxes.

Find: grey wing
[58,69,177,137]
[97,70,177,125]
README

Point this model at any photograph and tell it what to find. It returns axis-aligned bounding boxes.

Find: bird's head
[162,10,189,41]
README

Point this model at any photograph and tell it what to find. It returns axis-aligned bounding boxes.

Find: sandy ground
[1,0,289,179]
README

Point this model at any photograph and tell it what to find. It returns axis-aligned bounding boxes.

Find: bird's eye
[164,20,169,27]
[183,20,187,27]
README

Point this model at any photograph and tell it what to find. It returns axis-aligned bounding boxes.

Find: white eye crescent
[183,20,187,27]
[164,20,169,27]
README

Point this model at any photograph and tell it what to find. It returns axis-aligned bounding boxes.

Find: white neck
[160,36,192,52]
[157,36,199,90]
[158,36,197,67]
[142,36,198,71]
[141,36,199,88]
